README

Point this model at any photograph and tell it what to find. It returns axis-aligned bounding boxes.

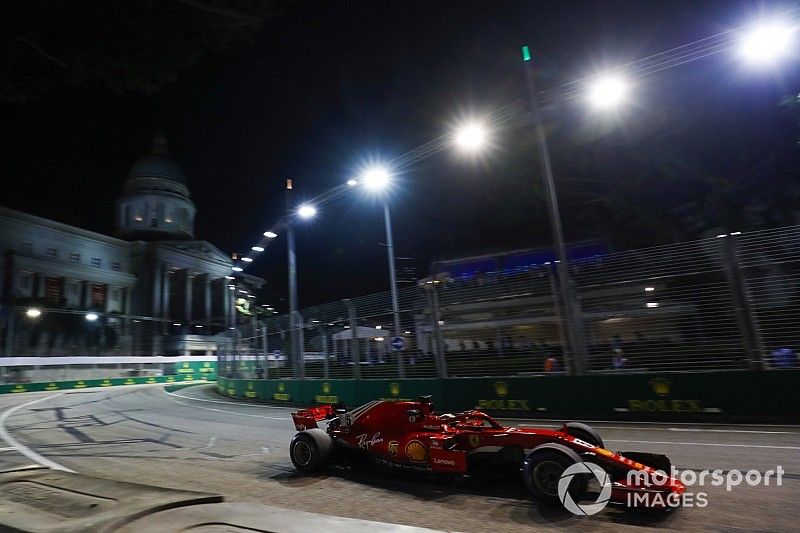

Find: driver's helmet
[419,395,434,416]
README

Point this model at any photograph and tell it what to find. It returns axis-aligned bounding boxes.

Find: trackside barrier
[0,373,216,394]
[216,370,800,421]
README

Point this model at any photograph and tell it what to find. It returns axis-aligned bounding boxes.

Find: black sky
[2,0,799,309]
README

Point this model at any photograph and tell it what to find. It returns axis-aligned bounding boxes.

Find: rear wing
[291,404,336,431]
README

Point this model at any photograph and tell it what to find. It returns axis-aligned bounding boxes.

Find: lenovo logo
[433,458,455,466]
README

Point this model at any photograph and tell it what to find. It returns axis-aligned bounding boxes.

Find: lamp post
[286,179,301,379]
[286,179,316,379]
[359,166,404,377]
[520,46,626,375]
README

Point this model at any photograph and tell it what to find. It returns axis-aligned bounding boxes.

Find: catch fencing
[221,225,800,380]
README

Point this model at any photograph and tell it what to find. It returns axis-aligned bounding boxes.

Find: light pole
[286,179,316,379]
[359,166,405,377]
[521,47,628,375]
[285,179,300,378]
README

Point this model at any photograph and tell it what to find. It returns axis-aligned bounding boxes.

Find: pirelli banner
[215,370,799,422]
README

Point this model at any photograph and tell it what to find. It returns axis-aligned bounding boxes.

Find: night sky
[3,1,799,309]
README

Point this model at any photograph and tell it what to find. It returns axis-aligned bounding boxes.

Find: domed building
[0,135,263,358]
[117,134,196,240]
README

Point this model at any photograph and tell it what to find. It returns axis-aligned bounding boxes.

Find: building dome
[116,134,196,240]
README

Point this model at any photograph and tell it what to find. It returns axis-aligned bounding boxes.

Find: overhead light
[404,330,412,334]
[361,166,391,190]
[264,231,278,238]
[376,325,382,329]
[297,204,317,219]
[644,287,655,292]
[85,312,99,322]
[454,121,488,151]
[225,275,235,280]
[347,178,358,187]
[25,308,41,318]
[173,323,182,326]
[588,73,630,110]
[374,337,385,342]
[739,21,796,65]
[241,257,253,263]
[646,302,659,308]
[311,319,320,323]
[252,246,264,252]
[232,266,243,272]
[238,289,248,294]
[195,324,203,328]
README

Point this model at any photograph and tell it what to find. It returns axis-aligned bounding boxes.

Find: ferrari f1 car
[289,396,685,510]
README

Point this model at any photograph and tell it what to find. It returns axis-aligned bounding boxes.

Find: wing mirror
[405,408,422,418]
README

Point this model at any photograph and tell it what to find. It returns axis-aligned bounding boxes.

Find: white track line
[606,438,800,450]
[163,386,292,410]
[515,424,799,435]
[161,392,288,420]
[501,418,800,428]
[0,393,75,472]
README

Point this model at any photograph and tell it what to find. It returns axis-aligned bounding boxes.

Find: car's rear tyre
[289,428,332,473]
[523,444,587,507]
[564,422,604,448]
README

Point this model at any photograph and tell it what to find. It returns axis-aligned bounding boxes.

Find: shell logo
[389,382,400,397]
[322,382,331,394]
[405,440,427,463]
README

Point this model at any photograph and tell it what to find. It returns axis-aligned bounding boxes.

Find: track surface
[1,385,798,532]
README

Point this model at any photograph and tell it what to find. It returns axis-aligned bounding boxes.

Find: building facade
[0,135,262,356]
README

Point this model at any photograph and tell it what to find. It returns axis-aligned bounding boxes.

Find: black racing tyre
[564,421,604,448]
[523,446,587,507]
[289,428,332,473]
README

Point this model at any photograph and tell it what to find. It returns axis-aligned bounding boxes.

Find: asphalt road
[1,384,798,532]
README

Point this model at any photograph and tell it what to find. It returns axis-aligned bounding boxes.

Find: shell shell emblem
[405,440,427,463]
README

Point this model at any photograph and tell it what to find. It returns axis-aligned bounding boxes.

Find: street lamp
[739,21,796,65]
[521,46,635,375]
[25,308,41,319]
[587,74,630,110]
[85,312,99,322]
[297,204,317,219]
[454,121,488,151]
[358,164,404,377]
[286,181,317,379]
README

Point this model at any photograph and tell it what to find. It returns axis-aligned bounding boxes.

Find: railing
[220,225,800,379]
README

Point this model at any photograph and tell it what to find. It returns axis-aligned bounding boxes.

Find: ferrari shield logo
[388,440,399,457]
[469,435,480,448]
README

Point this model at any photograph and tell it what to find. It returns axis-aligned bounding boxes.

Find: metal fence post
[343,299,360,379]
[261,320,268,379]
[720,235,766,370]
[546,265,571,373]
[425,284,447,379]
[318,325,329,379]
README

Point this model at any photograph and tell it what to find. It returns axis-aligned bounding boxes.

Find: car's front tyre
[289,428,332,473]
[523,444,587,507]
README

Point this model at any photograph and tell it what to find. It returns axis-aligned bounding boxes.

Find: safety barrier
[0,373,215,394]
[216,369,800,422]
[0,359,217,393]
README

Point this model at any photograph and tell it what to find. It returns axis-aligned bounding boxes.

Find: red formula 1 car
[289,396,685,511]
